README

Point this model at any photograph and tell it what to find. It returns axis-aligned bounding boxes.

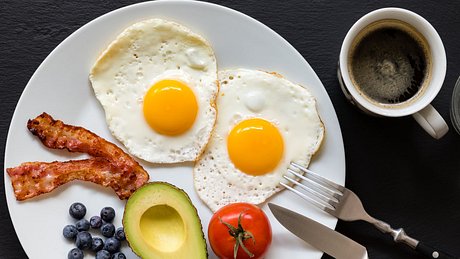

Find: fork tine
[280,181,335,211]
[291,162,345,192]
[282,162,347,212]
[287,168,342,201]
[284,172,336,204]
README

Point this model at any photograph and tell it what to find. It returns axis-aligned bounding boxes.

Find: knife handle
[370,218,458,259]
[416,241,458,259]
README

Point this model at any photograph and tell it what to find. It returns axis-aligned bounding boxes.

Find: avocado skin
[123,181,208,259]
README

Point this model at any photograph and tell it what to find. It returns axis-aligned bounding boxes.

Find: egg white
[194,69,325,212]
[89,19,218,163]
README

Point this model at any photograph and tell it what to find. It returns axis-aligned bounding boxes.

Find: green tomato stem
[220,211,256,259]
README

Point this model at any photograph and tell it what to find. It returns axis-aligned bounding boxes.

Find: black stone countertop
[1,1,460,259]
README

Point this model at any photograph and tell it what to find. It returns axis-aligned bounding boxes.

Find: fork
[281,162,457,259]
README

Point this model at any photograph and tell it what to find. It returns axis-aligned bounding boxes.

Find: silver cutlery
[269,203,368,259]
[282,162,457,259]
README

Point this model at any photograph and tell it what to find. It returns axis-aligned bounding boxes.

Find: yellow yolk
[227,118,284,176]
[143,79,198,136]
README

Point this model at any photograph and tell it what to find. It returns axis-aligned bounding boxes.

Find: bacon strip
[6,113,149,200]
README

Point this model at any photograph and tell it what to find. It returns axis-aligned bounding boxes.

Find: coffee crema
[348,19,432,106]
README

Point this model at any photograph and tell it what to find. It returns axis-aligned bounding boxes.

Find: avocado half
[123,182,207,259]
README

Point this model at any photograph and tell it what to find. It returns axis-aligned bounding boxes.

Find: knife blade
[268,203,368,259]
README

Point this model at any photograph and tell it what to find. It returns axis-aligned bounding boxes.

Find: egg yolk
[227,118,284,176]
[143,79,198,136]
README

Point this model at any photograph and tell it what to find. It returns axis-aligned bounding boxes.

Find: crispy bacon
[6,113,149,201]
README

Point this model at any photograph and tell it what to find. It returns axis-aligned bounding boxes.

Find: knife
[268,203,368,259]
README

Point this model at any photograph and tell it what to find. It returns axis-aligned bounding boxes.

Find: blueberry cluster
[64,202,127,259]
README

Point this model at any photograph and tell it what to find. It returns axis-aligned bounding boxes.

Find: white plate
[4,1,345,258]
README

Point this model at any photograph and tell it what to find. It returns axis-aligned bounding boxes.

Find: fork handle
[416,242,458,259]
[371,218,458,259]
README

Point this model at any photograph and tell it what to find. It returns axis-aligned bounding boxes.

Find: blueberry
[100,207,115,222]
[100,222,115,237]
[90,215,103,229]
[75,219,90,231]
[69,202,86,220]
[91,237,104,252]
[111,252,126,259]
[103,237,121,254]
[63,225,78,239]
[114,227,125,241]
[75,231,92,250]
[95,250,111,259]
[67,248,83,259]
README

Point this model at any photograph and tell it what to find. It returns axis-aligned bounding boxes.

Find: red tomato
[208,203,272,259]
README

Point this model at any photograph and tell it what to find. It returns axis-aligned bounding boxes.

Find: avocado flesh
[123,182,207,259]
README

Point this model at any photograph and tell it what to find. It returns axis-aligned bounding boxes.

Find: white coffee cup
[338,7,448,139]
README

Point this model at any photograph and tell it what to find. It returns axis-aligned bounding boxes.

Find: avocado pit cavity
[140,204,185,252]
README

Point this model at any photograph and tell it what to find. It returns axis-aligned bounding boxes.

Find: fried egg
[89,19,218,163]
[194,69,325,212]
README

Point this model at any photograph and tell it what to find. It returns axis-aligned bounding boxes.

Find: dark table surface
[2,1,460,258]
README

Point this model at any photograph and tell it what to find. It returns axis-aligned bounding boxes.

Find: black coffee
[349,20,431,105]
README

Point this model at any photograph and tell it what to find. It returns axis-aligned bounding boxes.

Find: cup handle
[412,104,449,139]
